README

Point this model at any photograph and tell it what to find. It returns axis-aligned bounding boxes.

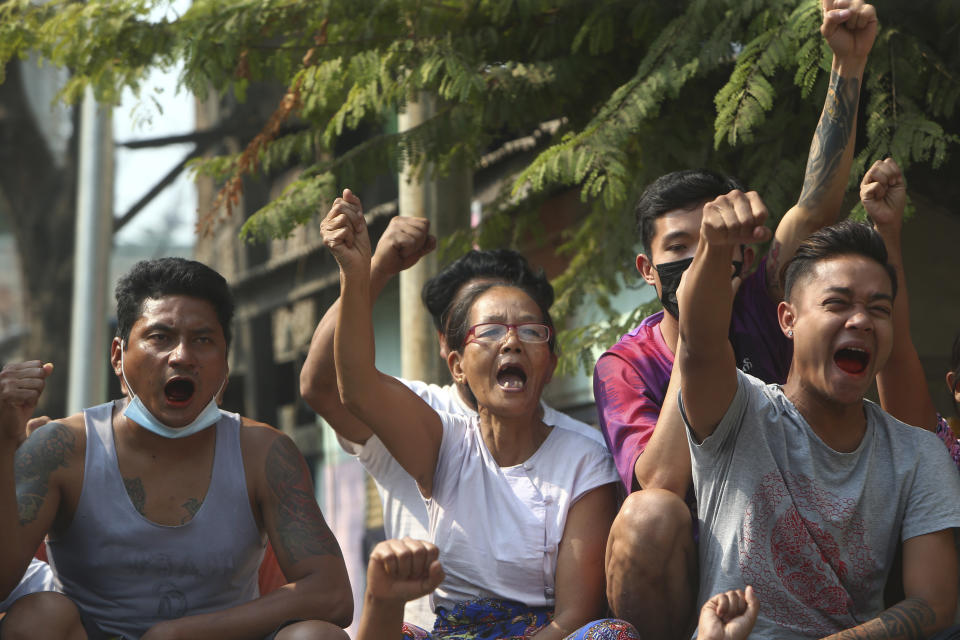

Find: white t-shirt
[340,380,606,541]
[0,558,58,612]
[428,410,617,612]
[683,370,960,639]
[338,379,606,627]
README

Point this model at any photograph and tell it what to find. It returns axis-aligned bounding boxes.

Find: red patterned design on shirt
[739,471,877,634]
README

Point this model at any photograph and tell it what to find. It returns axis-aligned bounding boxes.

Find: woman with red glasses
[321,198,632,640]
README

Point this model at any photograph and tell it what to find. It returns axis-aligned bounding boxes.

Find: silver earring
[787,329,794,338]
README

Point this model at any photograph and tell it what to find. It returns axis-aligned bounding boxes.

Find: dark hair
[635,169,746,252]
[115,257,235,348]
[422,249,554,332]
[443,282,557,355]
[781,221,898,302]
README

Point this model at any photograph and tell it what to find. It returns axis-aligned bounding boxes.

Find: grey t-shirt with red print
[684,370,960,639]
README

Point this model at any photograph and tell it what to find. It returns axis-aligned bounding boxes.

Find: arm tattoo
[798,70,860,210]
[181,497,202,524]
[123,477,146,515]
[14,423,75,525]
[265,437,343,564]
[831,598,935,640]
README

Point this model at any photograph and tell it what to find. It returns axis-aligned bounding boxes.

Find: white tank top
[46,402,266,639]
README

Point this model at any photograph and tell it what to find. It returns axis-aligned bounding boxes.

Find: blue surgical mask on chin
[119,347,225,439]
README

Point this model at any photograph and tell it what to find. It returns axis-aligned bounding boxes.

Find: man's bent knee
[273,619,350,640]
[1,592,86,640]
[605,489,698,640]
[609,488,694,552]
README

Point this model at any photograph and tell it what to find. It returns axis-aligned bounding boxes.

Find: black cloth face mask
[654,257,744,319]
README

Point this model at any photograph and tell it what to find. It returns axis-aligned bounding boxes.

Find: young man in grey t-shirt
[676,194,960,638]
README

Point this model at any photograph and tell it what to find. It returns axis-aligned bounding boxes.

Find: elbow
[300,370,343,418]
[299,378,320,411]
[329,593,355,629]
[297,573,355,629]
[322,584,355,629]
[905,588,958,635]
[928,593,958,633]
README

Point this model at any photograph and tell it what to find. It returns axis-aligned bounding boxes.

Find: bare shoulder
[238,415,280,438]
[237,415,285,473]
[54,412,87,435]
[236,416,312,491]
[237,416,289,461]
[239,415,273,431]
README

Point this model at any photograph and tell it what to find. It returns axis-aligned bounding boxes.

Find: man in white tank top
[0,258,353,640]
[300,201,606,629]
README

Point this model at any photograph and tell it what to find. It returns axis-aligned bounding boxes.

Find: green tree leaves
[4,0,959,372]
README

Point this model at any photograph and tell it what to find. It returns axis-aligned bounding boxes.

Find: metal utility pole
[397,92,471,383]
[67,87,114,413]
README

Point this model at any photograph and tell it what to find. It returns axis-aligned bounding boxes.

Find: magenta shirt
[593,257,792,492]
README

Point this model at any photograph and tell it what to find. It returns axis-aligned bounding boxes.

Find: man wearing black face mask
[595,176,796,498]
[593,2,879,637]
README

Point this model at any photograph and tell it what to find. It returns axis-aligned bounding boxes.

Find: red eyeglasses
[464,322,552,346]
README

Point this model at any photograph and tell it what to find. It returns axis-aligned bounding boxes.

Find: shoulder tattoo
[14,423,75,526]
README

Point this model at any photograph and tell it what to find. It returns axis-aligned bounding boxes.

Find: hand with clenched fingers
[372,215,437,279]
[860,157,905,235]
[321,188,373,275]
[821,0,878,64]
[701,190,773,248]
[366,538,445,605]
[0,361,53,445]
[698,586,760,640]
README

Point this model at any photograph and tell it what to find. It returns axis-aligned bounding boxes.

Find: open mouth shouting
[833,346,870,376]
[496,363,528,392]
[164,377,196,407]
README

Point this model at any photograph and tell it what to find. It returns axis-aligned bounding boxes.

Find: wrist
[0,426,21,450]
[698,236,737,263]
[339,260,372,285]
[832,55,867,79]
[872,224,902,242]
[363,591,407,610]
[369,257,396,291]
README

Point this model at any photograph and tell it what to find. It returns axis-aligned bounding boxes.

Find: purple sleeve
[935,414,960,472]
[593,352,667,491]
[729,257,793,384]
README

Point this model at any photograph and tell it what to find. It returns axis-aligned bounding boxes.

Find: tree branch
[113,147,198,232]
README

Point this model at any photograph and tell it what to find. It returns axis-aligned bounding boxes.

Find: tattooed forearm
[181,497,201,524]
[828,598,936,640]
[123,477,146,515]
[265,437,343,564]
[798,70,860,210]
[14,423,74,525]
